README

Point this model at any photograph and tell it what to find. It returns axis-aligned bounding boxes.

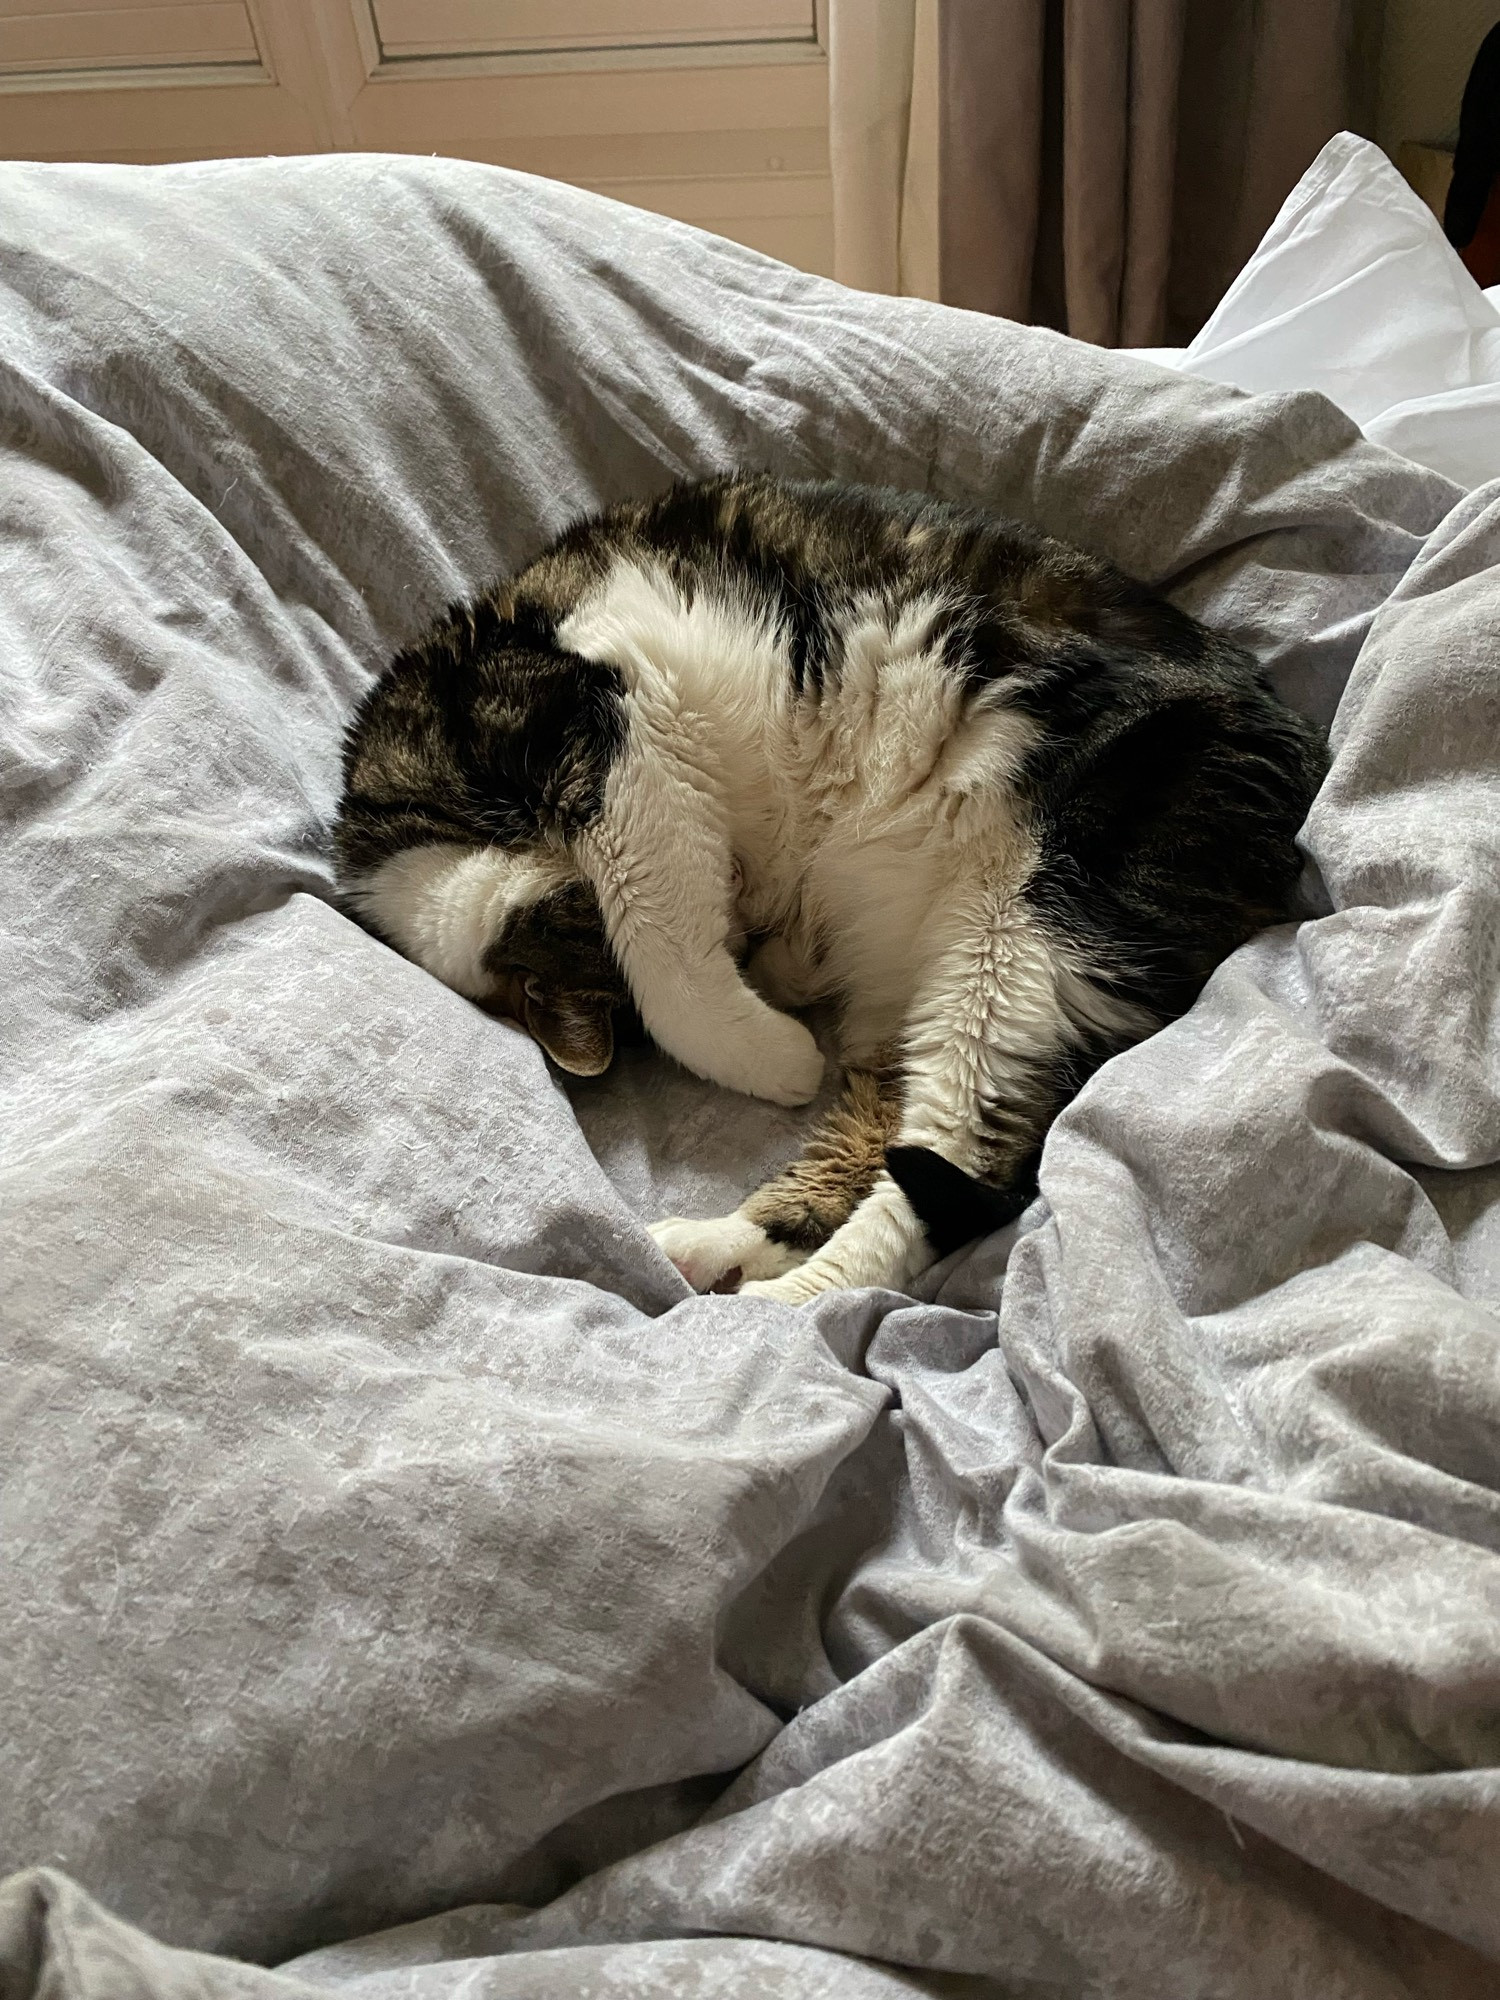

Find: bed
[2,133,1498,1999]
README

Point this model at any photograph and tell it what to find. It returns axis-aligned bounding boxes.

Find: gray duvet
[2,155,1498,2000]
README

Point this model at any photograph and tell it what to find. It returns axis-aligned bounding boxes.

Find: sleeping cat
[333,475,1325,1304]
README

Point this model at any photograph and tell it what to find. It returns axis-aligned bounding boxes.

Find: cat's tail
[884,1146,1034,1260]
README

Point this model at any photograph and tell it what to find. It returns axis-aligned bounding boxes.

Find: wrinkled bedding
[2,154,1499,2000]
[1134,131,1500,494]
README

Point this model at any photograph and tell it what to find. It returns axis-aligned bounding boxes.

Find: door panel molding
[0,0,832,275]
[0,0,267,91]
[345,0,821,80]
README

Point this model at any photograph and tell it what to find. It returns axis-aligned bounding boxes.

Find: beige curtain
[828,0,1357,345]
[827,0,938,297]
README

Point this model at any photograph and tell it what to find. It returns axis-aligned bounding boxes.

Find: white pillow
[1136,132,1500,492]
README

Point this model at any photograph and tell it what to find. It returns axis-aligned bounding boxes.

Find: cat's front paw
[725,1010,825,1107]
[648,1213,804,1293]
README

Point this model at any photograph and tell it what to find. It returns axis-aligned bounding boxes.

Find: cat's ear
[523,987,616,1076]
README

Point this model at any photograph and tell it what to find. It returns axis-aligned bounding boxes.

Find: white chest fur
[559,554,1041,1054]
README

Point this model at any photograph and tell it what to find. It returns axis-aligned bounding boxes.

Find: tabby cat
[333,475,1324,1303]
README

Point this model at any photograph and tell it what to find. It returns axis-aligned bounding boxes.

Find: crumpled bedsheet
[2,154,1497,2000]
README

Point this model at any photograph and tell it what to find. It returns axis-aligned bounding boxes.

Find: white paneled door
[0,0,832,273]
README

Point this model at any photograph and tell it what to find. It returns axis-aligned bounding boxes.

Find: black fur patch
[1020,673,1325,1017]
[884,1146,1033,1258]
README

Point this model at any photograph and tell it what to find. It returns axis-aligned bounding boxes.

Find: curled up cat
[332,475,1326,1304]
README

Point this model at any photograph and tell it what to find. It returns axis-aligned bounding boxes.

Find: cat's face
[333,600,634,1073]
[344,840,629,1077]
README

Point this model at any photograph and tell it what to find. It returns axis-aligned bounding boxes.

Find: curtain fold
[828,0,1355,345]
[938,0,1045,319]
[1119,0,1186,346]
[826,0,920,295]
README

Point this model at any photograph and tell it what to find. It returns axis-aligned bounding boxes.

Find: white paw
[738,1266,837,1307]
[648,1213,804,1293]
[728,1010,824,1107]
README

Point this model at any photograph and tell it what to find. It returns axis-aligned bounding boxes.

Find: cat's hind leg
[736,1170,931,1304]
[741,890,1109,1304]
[649,1068,900,1292]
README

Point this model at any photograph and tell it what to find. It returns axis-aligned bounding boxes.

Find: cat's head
[332,621,630,1076]
[338,837,629,1077]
